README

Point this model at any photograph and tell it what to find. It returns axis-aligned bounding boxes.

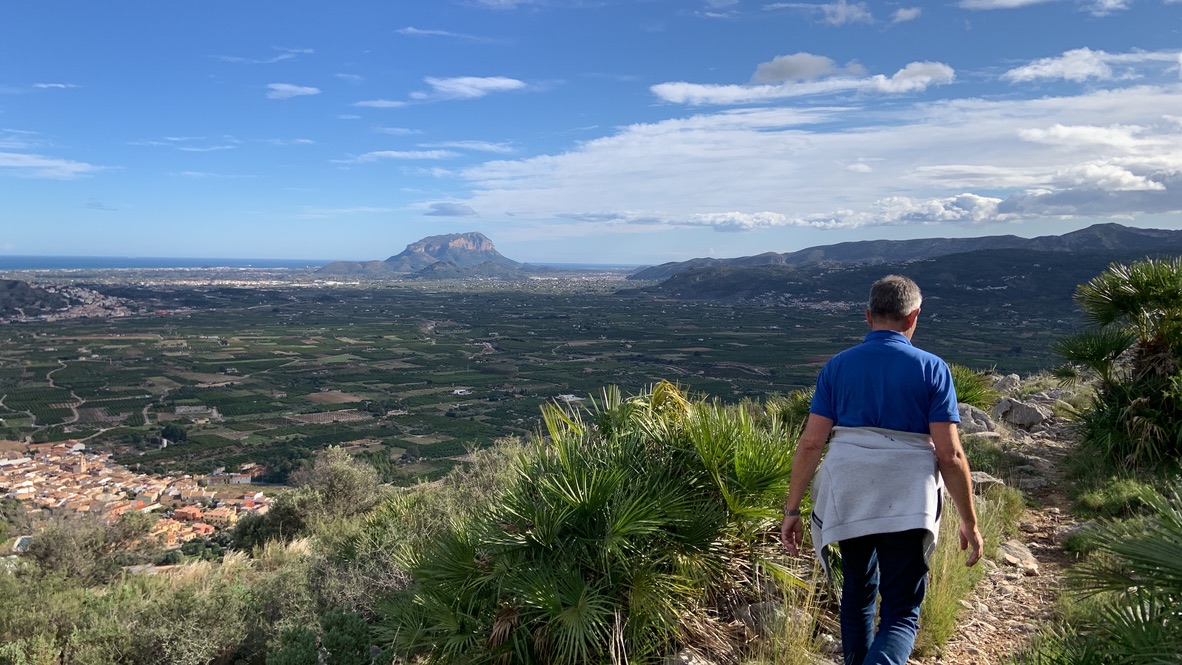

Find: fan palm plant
[1016,481,1182,664]
[947,364,1000,411]
[376,382,801,664]
[1055,258,1182,470]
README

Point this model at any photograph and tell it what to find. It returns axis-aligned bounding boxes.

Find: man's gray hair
[869,275,922,322]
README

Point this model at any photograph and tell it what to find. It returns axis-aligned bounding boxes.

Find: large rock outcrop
[319,232,520,275]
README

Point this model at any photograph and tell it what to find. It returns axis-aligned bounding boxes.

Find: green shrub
[377,382,800,664]
[763,387,814,439]
[1057,258,1182,472]
[1016,480,1182,663]
[963,435,1026,481]
[949,364,1000,411]
[1074,477,1158,518]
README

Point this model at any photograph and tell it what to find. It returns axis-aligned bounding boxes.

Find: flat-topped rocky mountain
[320,232,520,276]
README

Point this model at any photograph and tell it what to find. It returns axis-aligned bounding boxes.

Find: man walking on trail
[780,275,983,665]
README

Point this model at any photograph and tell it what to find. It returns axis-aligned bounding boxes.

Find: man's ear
[906,308,920,329]
[865,309,874,327]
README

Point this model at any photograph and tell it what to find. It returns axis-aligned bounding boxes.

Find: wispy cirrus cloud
[32,82,78,89]
[354,99,407,108]
[471,0,538,8]
[178,145,237,152]
[397,26,503,44]
[411,76,526,101]
[1002,47,1182,83]
[0,128,40,150]
[763,1,874,25]
[355,76,527,109]
[218,47,313,64]
[0,151,101,179]
[176,171,258,178]
[654,57,953,105]
[335,73,364,84]
[420,140,514,153]
[332,150,459,164]
[374,126,422,135]
[266,83,320,100]
[958,0,1054,8]
[131,136,241,152]
[264,138,316,146]
[960,0,1132,14]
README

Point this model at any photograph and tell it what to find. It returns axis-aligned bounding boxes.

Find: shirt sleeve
[928,361,960,423]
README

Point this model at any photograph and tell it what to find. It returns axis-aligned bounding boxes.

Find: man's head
[867,275,922,333]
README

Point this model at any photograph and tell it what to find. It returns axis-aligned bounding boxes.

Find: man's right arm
[930,421,982,567]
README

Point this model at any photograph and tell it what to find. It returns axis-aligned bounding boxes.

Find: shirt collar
[863,329,912,345]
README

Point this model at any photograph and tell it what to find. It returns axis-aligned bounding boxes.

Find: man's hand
[780,514,804,556]
[959,521,983,567]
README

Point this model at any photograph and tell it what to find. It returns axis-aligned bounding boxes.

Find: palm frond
[948,364,1001,411]
[1052,328,1136,385]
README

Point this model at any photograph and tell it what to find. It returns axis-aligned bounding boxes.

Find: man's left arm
[931,421,983,567]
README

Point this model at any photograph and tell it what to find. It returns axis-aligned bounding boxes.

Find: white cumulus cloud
[869,62,955,93]
[654,60,953,105]
[1018,123,1146,149]
[892,7,922,22]
[1051,163,1164,191]
[752,53,839,83]
[1003,47,1181,83]
[1004,48,1113,82]
[435,84,1182,234]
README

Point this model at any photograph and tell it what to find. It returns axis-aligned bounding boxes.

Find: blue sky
[2,0,1181,264]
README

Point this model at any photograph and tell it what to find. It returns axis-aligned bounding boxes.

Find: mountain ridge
[628,223,1182,281]
[0,280,68,317]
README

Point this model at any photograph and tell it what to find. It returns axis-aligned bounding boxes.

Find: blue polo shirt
[810,330,959,435]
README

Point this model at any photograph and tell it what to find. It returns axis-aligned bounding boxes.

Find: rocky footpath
[920,374,1083,664]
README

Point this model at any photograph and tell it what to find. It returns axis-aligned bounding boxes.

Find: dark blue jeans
[838,529,929,665]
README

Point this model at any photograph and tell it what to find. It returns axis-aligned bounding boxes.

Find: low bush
[1074,477,1158,519]
[949,364,1001,411]
[1014,480,1182,664]
[377,382,802,664]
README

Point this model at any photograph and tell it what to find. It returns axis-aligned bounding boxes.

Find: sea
[0,256,333,270]
[0,257,646,271]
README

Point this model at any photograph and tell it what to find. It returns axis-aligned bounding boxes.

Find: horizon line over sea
[0,256,647,271]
